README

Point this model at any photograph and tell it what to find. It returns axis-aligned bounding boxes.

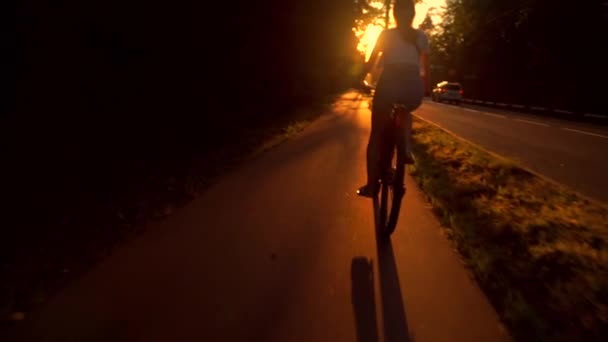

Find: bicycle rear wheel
[385,162,405,236]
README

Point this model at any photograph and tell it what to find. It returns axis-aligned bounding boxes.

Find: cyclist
[357,0,430,197]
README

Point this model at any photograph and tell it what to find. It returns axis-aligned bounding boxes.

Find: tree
[355,0,387,31]
[430,0,606,112]
[418,13,434,32]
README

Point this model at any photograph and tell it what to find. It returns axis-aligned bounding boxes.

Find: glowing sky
[358,0,446,60]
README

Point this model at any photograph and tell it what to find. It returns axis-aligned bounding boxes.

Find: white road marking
[562,128,608,139]
[434,102,459,109]
[555,109,574,115]
[463,108,506,119]
[584,113,608,119]
[437,103,507,119]
[513,118,550,127]
[480,112,506,119]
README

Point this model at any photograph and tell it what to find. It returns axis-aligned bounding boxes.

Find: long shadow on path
[351,198,411,342]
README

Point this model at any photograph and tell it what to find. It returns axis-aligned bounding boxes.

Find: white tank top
[381,28,429,67]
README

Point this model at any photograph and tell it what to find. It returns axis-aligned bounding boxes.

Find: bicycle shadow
[350,198,412,342]
[351,257,379,342]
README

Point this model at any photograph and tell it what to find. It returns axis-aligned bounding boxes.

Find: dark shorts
[372,64,424,116]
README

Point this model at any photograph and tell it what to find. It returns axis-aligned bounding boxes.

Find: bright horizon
[413,0,445,28]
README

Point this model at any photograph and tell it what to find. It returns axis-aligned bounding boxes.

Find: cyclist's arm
[420,52,430,95]
[418,31,431,95]
[361,30,387,79]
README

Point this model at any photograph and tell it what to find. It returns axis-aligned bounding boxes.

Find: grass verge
[410,117,608,341]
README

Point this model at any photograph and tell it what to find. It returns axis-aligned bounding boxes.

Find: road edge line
[562,128,608,139]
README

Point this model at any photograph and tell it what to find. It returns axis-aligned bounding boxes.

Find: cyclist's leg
[392,111,408,193]
[366,127,380,187]
[394,73,423,165]
[367,91,393,183]
[359,131,381,197]
[359,90,392,197]
[395,108,414,165]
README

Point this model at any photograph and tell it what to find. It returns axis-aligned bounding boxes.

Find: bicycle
[376,103,412,238]
[357,84,413,238]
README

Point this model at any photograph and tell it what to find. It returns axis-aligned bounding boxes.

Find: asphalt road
[416,100,608,202]
[10,93,510,342]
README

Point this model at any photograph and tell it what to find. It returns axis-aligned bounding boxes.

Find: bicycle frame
[376,104,409,236]
[378,104,408,188]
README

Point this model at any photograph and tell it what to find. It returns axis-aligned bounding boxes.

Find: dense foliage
[430,0,607,113]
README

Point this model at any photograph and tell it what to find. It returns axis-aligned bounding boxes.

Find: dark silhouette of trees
[430,0,607,114]
[4,1,381,317]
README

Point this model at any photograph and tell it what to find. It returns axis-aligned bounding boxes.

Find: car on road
[432,81,463,104]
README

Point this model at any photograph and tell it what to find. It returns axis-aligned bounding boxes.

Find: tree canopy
[430,0,607,113]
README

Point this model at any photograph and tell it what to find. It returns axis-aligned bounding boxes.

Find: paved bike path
[13,93,511,342]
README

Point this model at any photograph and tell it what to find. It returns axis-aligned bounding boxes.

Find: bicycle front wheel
[379,161,405,237]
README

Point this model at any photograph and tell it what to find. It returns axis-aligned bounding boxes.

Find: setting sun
[357,24,385,61]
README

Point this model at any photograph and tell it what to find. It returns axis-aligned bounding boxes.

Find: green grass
[410,118,608,341]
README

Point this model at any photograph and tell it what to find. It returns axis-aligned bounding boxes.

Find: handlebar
[355,80,374,95]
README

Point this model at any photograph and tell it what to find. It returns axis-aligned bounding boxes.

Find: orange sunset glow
[356,0,445,60]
